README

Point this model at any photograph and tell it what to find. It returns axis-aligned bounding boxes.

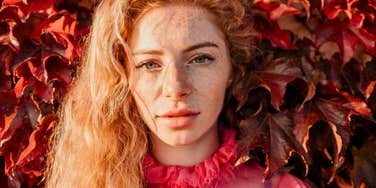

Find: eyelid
[135,60,162,70]
[188,53,215,64]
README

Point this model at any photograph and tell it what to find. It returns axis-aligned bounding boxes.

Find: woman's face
[128,4,232,147]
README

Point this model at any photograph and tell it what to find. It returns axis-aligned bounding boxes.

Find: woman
[46,0,310,187]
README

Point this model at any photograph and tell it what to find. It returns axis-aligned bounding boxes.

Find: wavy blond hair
[46,0,254,187]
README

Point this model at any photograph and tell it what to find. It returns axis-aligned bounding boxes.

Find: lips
[158,109,200,118]
[156,109,200,129]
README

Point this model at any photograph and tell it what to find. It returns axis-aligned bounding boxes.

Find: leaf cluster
[0,0,375,187]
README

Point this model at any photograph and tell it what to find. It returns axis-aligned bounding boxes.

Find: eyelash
[189,54,215,64]
[136,60,161,70]
[136,54,215,70]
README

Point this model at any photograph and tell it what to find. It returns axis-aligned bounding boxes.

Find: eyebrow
[132,42,219,56]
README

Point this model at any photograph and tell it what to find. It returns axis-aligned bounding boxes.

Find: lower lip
[157,114,199,129]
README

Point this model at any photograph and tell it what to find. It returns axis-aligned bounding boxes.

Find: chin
[162,132,196,146]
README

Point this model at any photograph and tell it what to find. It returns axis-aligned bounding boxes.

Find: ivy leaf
[362,60,376,99]
[16,114,56,184]
[294,82,372,179]
[305,121,342,185]
[321,0,358,20]
[316,20,376,64]
[0,46,14,92]
[0,90,17,132]
[285,0,311,18]
[368,84,376,119]
[0,106,26,149]
[253,59,305,111]
[14,61,52,102]
[45,11,77,36]
[252,2,301,49]
[240,112,309,179]
[3,0,56,19]
[370,0,376,9]
[351,137,376,187]
[254,1,302,20]
[233,58,310,112]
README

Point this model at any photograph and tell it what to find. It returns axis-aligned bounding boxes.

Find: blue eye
[190,54,215,64]
[137,61,161,70]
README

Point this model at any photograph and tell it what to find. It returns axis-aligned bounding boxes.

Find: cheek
[191,64,230,106]
[194,61,231,91]
[131,71,158,103]
[129,77,156,121]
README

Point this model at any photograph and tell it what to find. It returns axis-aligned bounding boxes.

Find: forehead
[129,4,226,50]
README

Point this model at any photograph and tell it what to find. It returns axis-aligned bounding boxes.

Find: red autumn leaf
[292,99,320,146]
[12,12,47,43]
[0,6,19,21]
[370,0,376,9]
[252,2,300,50]
[20,0,55,16]
[14,61,52,102]
[0,99,39,180]
[368,85,376,118]
[27,56,45,84]
[364,81,376,100]
[45,11,77,36]
[321,0,358,20]
[254,1,302,20]
[362,60,376,99]
[284,0,311,18]
[240,112,309,179]
[351,137,376,187]
[0,48,14,92]
[0,107,25,148]
[253,15,297,50]
[16,114,56,182]
[254,59,305,111]
[0,90,17,132]
[282,78,316,112]
[232,67,264,114]
[293,83,372,172]
[305,121,342,185]
[3,0,56,19]
[316,20,376,64]
[2,127,31,184]
[44,55,72,85]
[232,59,307,112]
[2,0,23,5]
[349,12,366,28]
[41,31,78,61]
[0,45,13,75]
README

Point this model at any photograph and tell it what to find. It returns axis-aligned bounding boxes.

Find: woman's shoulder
[220,160,311,188]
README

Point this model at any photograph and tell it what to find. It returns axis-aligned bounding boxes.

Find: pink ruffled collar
[142,129,239,187]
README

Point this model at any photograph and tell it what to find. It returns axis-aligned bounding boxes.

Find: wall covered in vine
[0,0,375,187]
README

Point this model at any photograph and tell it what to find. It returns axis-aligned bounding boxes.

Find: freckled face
[128,4,232,146]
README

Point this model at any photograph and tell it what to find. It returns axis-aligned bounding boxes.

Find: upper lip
[157,109,200,117]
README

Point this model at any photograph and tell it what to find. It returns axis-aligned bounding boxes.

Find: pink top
[142,129,310,188]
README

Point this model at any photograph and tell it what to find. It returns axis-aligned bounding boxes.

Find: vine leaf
[316,20,375,64]
[240,112,309,179]
[16,114,57,185]
[254,59,307,111]
[351,137,376,187]
[321,0,358,20]
[252,1,301,49]
[293,83,373,180]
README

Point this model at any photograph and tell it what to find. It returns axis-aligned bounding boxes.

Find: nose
[162,63,191,100]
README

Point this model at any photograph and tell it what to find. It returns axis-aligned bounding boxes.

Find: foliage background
[0,0,375,187]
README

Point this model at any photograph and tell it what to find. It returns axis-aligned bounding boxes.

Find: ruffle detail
[142,129,239,188]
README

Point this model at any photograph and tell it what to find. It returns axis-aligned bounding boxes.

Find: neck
[150,125,219,166]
